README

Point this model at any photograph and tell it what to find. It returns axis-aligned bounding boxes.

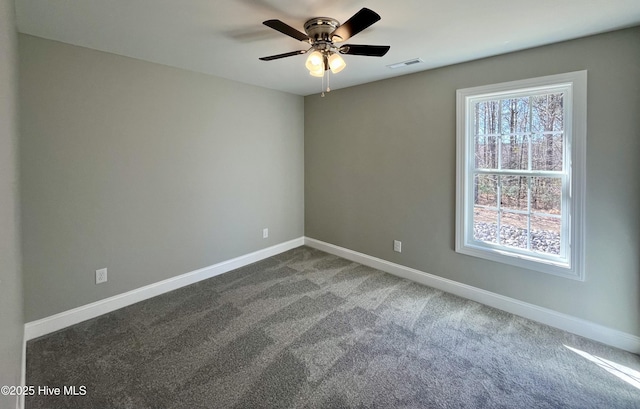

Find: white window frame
[455,71,586,280]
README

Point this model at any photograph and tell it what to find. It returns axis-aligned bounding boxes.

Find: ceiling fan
[259,8,390,78]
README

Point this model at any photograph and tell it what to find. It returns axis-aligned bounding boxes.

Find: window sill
[455,242,583,281]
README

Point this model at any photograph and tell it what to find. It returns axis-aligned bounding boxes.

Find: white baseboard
[23,235,640,354]
[24,237,304,341]
[304,237,640,354]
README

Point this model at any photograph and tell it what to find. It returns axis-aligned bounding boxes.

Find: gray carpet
[26,246,640,408]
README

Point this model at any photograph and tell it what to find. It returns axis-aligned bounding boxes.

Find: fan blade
[263,19,310,42]
[339,44,390,57]
[331,8,381,42]
[259,50,307,61]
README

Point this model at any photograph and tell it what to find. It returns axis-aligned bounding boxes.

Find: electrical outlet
[393,240,402,253]
[263,228,269,239]
[96,268,108,284]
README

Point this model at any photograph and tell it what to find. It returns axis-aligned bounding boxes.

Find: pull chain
[321,69,331,97]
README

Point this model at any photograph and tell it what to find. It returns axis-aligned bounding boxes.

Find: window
[456,71,586,280]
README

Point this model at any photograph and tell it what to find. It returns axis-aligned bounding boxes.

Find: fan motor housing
[304,17,341,42]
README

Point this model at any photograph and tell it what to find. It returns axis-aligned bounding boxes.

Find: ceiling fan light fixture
[305,50,324,71]
[259,8,389,95]
[309,66,325,77]
[328,53,346,73]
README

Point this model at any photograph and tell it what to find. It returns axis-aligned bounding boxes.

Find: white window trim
[455,71,587,280]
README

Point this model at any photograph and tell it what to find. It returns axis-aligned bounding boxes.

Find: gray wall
[0,0,24,404]
[305,27,640,336]
[20,35,304,322]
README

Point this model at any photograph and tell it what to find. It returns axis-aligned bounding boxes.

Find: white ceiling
[15,0,640,96]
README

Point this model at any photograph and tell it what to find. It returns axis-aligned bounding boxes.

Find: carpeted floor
[26,246,640,408]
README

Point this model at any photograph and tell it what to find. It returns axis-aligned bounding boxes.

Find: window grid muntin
[471,173,567,262]
[468,86,570,265]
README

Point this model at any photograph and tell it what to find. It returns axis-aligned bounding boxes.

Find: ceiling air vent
[387,58,424,69]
